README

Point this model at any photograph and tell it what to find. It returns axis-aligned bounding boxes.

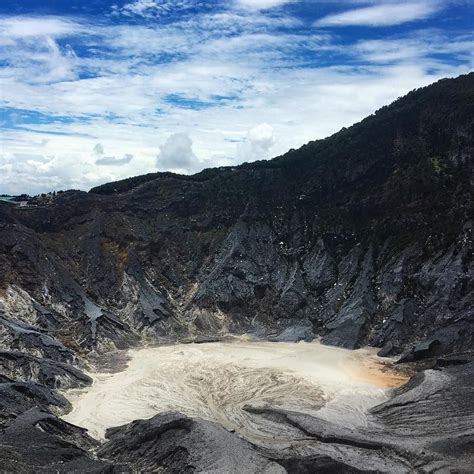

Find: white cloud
[0,16,84,40]
[236,122,275,161]
[96,154,134,166]
[235,0,294,10]
[121,0,159,16]
[0,152,87,195]
[93,143,134,166]
[119,0,297,17]
[0,6,471,194]
[117,0,201,18]
[249,123,274,149]
[315,1,443,27]
[157,133,198,172]
[0,17,80,84]
[352,35,474,63]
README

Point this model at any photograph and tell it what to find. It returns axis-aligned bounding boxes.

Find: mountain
[0,73,472,472]
[1,73,472,358]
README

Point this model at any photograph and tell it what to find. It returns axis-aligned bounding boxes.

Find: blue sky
[0,0,472,194]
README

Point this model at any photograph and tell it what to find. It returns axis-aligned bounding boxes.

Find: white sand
[62,340,404,440]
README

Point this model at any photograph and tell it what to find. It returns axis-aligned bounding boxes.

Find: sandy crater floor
[62,340,408,441]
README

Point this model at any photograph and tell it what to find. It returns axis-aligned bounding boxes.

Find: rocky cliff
[0,73,473,472]
[1,73,472,360]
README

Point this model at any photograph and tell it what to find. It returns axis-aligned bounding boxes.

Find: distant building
[19,201,28,207]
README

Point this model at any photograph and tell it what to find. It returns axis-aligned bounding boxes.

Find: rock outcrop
[98,411,284,473]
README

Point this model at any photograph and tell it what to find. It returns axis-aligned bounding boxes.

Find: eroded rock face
[98,411,284,473]
[244,356,474,473]
[0,177,471,357]
[370,355,474,472]
[0,408,111,473]
[0,380,68,426]
[0,351,91,389]
[0,377,110,472]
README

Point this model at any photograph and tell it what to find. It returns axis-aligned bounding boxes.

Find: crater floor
[62,340,408,441]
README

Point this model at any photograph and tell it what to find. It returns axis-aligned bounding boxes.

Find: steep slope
[1,73,472,362]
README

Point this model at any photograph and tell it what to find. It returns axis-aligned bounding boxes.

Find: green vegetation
[88,73,473,253]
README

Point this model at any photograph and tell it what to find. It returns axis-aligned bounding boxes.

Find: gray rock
[0,408,112,473]
[98,411,284,473]
[0,351,91,389]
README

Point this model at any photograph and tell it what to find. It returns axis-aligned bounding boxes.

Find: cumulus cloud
[96,154,134,166]
[0,152,83,195]
[157,132,198,172]
[315,1,443,27]
[0,128,156,194]
[237,123,275,161]
[248,123,274,152]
